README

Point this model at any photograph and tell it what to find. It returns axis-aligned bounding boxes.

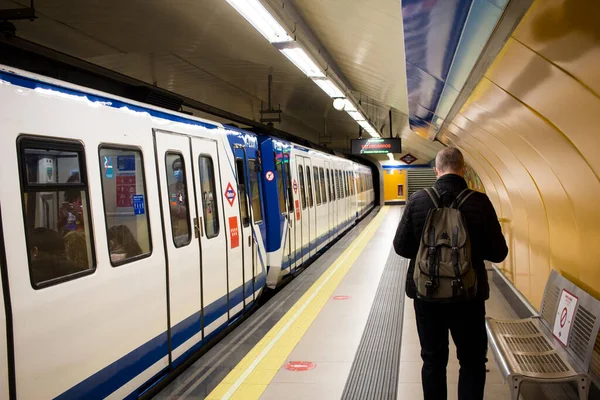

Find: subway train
[0,64,375,399]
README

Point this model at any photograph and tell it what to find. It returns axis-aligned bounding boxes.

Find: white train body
[0,65,374,399]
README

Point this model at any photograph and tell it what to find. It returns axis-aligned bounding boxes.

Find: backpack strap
[424,187,441,209]
[451,188,475,209]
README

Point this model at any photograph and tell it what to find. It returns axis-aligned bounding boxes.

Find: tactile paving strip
[341,249,408,400]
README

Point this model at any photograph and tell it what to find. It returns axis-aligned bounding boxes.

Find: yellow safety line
[207,206,390,400]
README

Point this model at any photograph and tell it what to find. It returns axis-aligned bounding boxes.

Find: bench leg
[577,376,590,400]
[510,377,521,400]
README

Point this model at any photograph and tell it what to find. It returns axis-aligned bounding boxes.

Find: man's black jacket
[393,174,508,300]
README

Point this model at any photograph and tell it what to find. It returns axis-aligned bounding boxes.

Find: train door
[345,170,350,225]
[328,168,336,239]
[297,158,309,263]
[246,156,263,303]
[232,147,254,309]
[190,138,236,326]
[324,164,332,244]
[282,152,296,271]
[291,158,302,269]
[154,130,203,361]
[304,159,316,258]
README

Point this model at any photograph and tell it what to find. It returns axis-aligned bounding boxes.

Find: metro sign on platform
[224,182,236,207]
[400,153,417,164]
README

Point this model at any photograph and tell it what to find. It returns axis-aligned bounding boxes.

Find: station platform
[156,207,587,400]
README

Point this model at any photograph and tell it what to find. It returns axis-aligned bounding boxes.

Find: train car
[0,64,271,399]
[258,137,375,286]
[0,63,375,399]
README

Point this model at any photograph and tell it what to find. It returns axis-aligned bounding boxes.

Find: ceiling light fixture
[313,78,345,98]
[347,111,365,121]
[387,153,395,161]
[225,0,293,43]
[224,0,383,138]
[333,98,346,110]
[280,47,325,78]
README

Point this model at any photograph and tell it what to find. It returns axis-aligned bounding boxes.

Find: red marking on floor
[331,295,351,300]
[283,361,316,372]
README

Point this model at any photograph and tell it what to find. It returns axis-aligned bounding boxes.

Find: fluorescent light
[343,100,357,112]
[388,153,395,160]
[313,79,344,98]
[358,120,371,130]
[280,47,325,78]
[226,0,293,43]
[364,125,380,138]
[347,111,365,121]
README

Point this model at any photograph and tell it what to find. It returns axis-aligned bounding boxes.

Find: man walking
[393,147,508,400]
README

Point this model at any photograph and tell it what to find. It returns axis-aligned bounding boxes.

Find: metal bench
[486,270,600,400]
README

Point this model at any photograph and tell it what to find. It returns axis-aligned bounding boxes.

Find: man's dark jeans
[414,298,488,400]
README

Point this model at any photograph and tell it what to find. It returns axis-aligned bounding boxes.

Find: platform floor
[157,206,584,400]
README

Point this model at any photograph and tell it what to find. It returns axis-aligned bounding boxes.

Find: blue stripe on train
[54,273,266,400]
[0,71,219,132]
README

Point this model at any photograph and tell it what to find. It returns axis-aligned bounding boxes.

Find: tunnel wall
[439,0,600,309]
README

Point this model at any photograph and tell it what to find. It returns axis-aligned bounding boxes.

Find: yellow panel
[443,0,600,304]
[383,168,407,202]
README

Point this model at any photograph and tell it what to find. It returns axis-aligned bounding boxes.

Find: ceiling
[1,0,443,164]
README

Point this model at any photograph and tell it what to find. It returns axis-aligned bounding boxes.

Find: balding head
[435,147,465,177]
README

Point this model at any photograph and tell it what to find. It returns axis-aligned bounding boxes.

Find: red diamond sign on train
[225,182,236,207]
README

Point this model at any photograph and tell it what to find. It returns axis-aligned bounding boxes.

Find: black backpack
[413,188,477,302]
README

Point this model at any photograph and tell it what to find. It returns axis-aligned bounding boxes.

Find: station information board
[351,138,401,155]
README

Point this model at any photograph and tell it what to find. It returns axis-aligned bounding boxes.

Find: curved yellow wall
[440,0,600,309]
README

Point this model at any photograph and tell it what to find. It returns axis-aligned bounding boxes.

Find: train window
[331,170,336,200]
[235,159,250,227]
[165,153,191,247]
[319,168,327,203]
[349,172,355,195]
[284,160,294,212]
[344,171,349,197]
[336,170,342,199]
[306,166,314,208]
[199,156,220,238]
[359,173,363,193]
[327,169,333,201]
[306,167,314,208]
[19,138,95,288]
[314,167,321,205]
[298,165,306,209]
[275,153,286,214]
[333,170,337,200]
[248,159,263,224]
[99,146,151,267]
